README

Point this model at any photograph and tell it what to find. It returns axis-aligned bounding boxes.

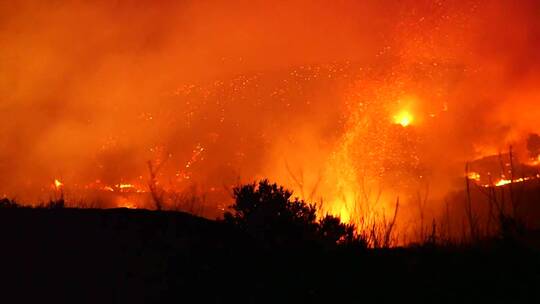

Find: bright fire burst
[54,179,63,190]
[393,110,414,127]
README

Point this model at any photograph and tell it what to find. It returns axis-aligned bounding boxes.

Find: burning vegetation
[1,1,540,244]
[2,3,540,303]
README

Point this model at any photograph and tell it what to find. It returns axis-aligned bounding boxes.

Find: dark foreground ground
[0,208,538,303]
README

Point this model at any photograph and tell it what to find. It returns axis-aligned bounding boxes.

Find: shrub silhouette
[224,180,362,247]
[0,198,19,209]
[46,198,65,209]
[317,214,357,245]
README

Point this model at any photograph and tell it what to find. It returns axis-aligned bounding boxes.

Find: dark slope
[0,207,538,303]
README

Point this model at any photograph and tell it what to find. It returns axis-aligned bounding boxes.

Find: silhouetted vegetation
[0,198,19,208]
[224,180,364,248]
[461,146,536,245]
[0,180,539,303]
[45,198,65,209]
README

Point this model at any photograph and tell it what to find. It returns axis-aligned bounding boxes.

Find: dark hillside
[0,207,539,303]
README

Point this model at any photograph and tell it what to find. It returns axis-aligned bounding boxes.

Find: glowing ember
[479,175,540,188]
[102,186,115,192]
[109,183,146,193]
[494,179,512,187]
[529,156,540,166]
[54,179,64,190]
[467,172,481,181]
[393,110,413,127]
[116,197,137,209]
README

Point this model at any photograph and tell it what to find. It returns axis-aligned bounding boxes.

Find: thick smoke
[1,1,539,219]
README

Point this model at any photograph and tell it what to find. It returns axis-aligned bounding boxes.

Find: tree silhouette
[224,180,363,247]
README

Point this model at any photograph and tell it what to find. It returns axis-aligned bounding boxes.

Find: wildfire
[494,179,512,187]
[393,110,413,127]
[102,186,115,192]
[94,182,145,193]
[490,176,540,187]
[115,197,137,209]
[115,183,145,193]
[54,179,63,190]
[467,172,481,181]
[468,174,540,188]
[529,155,540,166]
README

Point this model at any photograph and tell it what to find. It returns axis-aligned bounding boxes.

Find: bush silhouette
[317,214,357,245]
[0,198,19,209]
[224,180,363,247]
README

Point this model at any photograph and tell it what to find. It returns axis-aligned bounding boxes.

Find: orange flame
[54,179,63,190]
[393,110,414,127]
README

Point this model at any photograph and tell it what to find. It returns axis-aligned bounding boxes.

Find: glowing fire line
[467,172,540,188]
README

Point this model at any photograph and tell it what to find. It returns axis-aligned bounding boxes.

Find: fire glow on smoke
[2,1,540,240]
